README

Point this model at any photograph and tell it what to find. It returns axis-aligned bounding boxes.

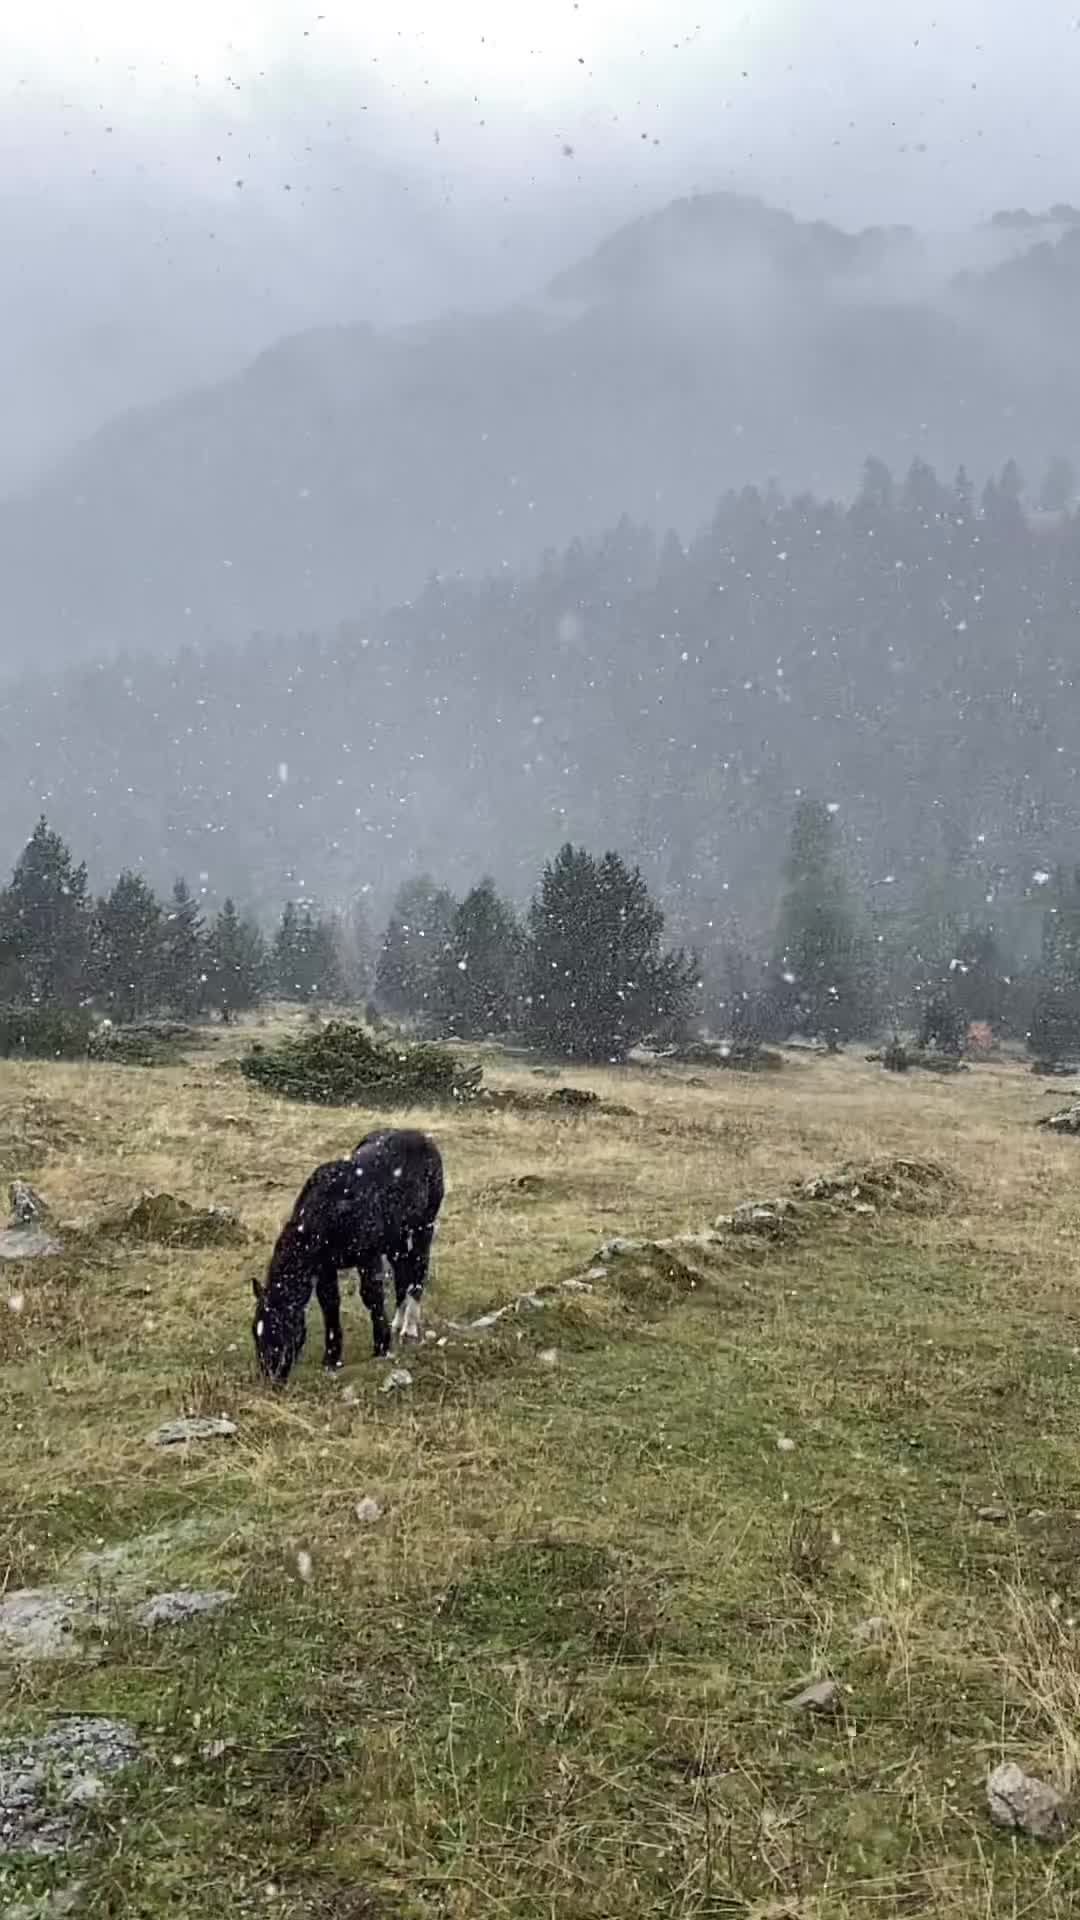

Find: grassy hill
[2,1033,1080,1915]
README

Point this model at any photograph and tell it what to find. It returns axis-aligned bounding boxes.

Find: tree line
[9,794,1080,1064]
[7,453,1080,945]
[0,819,360,1024]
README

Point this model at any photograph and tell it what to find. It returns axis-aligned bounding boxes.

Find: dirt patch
[98,1192,248,1248]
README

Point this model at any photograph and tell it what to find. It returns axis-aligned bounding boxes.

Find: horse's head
[251,1273,306,1385]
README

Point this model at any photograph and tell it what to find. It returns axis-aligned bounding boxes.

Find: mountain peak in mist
[1,189,1079,671]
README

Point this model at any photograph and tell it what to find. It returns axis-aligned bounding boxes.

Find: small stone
[380,1368,413,1393]
[340,1384,359,1407]
[986,1761,1068,1839]
[853,1614,891,1646]
[0,1588,81,1661]
[134,1589,234,1628]
[62,1775,106,1808]
[148,1415,237,1448]
[354,1496,382,1524]
[537,1347,559,1369]
[9,1181,49,1227]
[732,1200,792,1239]
[788,1677,840,1713]
[776,1434,796,1453]
[977,1505,1009,1524]
[0,1717,138,1856]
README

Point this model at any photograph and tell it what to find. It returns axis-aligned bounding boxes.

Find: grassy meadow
[3,1022,1080,1916]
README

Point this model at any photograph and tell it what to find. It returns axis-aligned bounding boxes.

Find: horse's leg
[315,1263,344,1372]
[390,1225,434,1344]
[357,1258,392,1358]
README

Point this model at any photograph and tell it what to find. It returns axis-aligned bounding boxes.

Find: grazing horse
[251,1128,444,1384]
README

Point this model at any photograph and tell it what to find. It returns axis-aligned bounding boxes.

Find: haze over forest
[5,2,1080,959]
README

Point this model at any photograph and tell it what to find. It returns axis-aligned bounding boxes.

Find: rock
[134,1589,234,1628]
[0,1717,138,1857]
[147,1414,237,1448]
[788,1677,840,1713]
[537,1347,559,1369]
[776,1435,796,1453]
[0,1589,82,1661]
[101,1192,248,1249]
[1037,1103,1080,1134]
[380,1368,413,1393]
[596,1236,645,1260]
[9,1182,49,1227]
[354,1496,382,1524]
[986,1762,1068,1839]
[0,1182,62,1261]
[732,1201,791,1239]
[853,1615,891,1646]
[340,1384,359,1407]
[470,1308,508,1331]
[977,1505,1009,1524]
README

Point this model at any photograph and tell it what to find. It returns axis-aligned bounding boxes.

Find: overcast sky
[4,0,1080,488]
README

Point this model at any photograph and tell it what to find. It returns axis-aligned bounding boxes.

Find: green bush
[0,1004,93,1060]
[239,1019,482,1107]
[87,1020,197,1067]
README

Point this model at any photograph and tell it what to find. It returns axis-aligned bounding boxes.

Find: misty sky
[5,0,1080,489]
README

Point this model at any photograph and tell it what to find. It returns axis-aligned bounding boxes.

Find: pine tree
[159,879,207,1017]
[90,871,164,1022]
[1038,454,1076,513]
[0,817,91,1007]
[774,801,876,1047]
[1029,866,1080,1061]
[525,844,696,1061]
[206,899,266,1022]
[273,902,347,1002]
[375,877,456,1016]
[436,878,523,1037]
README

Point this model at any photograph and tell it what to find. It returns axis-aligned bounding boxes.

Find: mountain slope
[2,192,1080,669]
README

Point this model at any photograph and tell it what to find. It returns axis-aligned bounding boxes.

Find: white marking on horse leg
[400,1294,423,1342]
[391,1299,406,1339]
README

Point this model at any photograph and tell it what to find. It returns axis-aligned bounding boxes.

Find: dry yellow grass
[3,1033,1080,1916]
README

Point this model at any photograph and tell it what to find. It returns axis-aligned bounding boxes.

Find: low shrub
[0,1005,93,1060]
[239,1019,482,1107]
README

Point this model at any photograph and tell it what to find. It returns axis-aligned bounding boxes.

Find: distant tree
[916,992,967,1056]
[272,902,346,1003]
[524,844,696,1061]
[999,457,1025,503]
[89,871,164,1023]
[774,801,876,1046]
[1029,866,1080,1061]
[375,877,456,1017]
[159,879,207,1017]
[435,878,523,1037]
[952,465,975,519]
[857,454,895,515]
[331,894,374,1002]
[206,899,266,1022]
[0,817,91,1007]
[1038,455,1076,513]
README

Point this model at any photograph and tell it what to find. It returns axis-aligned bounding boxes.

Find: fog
[3,0,1080,968]
[5,1,1080,485]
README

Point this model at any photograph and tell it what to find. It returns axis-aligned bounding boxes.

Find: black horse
[252,1128,444,1384]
